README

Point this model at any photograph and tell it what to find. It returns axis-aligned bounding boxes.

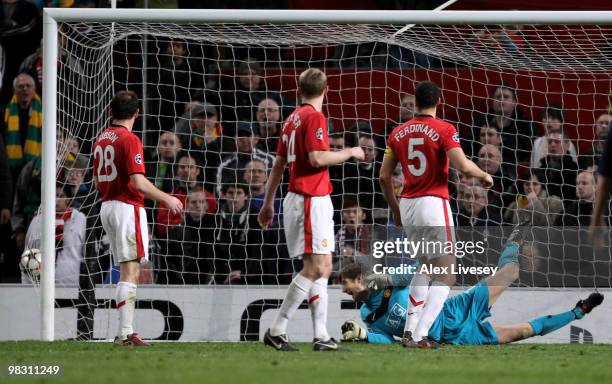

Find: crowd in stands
[0,1,609,288]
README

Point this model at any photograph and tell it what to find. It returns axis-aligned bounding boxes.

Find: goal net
[43,12,612,342]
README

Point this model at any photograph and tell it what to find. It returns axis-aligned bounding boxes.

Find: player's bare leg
[113,260,149,347]
[494,292,604,344]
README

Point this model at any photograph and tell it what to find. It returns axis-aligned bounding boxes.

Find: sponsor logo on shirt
[385,302,407,329]
[452,132,460,143]
[135,153,143,165]
[316,127,323,141]
[322,239,328,247]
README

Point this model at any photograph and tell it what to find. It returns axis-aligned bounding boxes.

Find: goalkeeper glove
[364,273,393,290]
[341,320,368,342]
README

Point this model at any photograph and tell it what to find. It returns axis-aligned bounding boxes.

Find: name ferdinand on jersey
[392,123,440,142]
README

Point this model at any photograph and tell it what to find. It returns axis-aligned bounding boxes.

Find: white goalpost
[38,8,612,342]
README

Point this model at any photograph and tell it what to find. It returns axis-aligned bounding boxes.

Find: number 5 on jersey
[408,137,426,177]
[94,145,118,182]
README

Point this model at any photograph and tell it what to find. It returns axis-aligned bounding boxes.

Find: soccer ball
[20,248,42,277]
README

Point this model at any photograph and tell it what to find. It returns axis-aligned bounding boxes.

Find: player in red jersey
[378,81,494,349]
[258,68,364,351]
[93,91,183,346]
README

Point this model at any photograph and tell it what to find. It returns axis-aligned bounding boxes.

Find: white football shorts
[100,200,149,264]
[399,195,456,260]
[283,192,335,258]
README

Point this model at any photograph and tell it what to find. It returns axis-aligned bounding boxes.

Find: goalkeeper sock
[270,273,313,337]
[413,281,450,342]
[309,277,330,341]
[404,273,430,339]
[116,281,137,339]
[528,311,577,336]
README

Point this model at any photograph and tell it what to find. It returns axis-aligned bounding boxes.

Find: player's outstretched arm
[308,147,364,168]
[379,154,401,226]
[447,147,494,188]
[130,173,183,215]
[258,155,287,230]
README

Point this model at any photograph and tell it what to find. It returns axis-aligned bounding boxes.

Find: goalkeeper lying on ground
[340,241,603,345]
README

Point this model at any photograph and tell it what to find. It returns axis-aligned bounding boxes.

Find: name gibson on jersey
[392,123,440,142]
[98,131,119,143]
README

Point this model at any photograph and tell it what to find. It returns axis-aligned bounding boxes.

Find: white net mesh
[49,21,612,341]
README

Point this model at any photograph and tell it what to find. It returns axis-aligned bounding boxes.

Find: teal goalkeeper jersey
[360,286,446,344]
[360,287,410,344]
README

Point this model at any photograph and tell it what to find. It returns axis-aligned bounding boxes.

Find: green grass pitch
[1,341,611,384]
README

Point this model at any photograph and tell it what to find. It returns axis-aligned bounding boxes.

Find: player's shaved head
[111,90,139,120]
[299,68,327,99]
[414,81,441,109]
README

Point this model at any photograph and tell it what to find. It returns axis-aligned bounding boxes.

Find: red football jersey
[277,104,332,196]
[93,125,146,206]
[386,116,461,200]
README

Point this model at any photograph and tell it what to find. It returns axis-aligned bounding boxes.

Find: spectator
[481,84,536,163]
[4,73,42,182]
[12,155,41,254]
[254,98,283,154]
[579,112,611,169]
[244,158,281,219]
[214,182,258,285]
[329,133,345,152]
[22,184,86,285]
[0,0,41,103]
[149,39,204,133]
[539,132,579,201]
[476,144,516,208]
[504,170,563,226]
[19,38,84,97]
[163,188,215,285]
[174,102,222,152]
[156,153,216,237]
[216,123,274,196]
[392,163,404,197]
[378,93,415,156]
[556,170,599,227]
[0,133,13,282]
[175,102,228,192]
[530,106,578,169]
[244,160,291,285]
[146,131,182,191]
[63,155,90,211]
[455,182,502,227]
[343,133,384,215]
[220,59,290,136]
[466,123,503,159]
[335,198,371,259]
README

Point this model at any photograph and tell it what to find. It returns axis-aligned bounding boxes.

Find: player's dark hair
[542,105,564,123]
[340,262,367,281]
[414,81,441,109]
[299,68,327,99]
[110,90,139,120]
